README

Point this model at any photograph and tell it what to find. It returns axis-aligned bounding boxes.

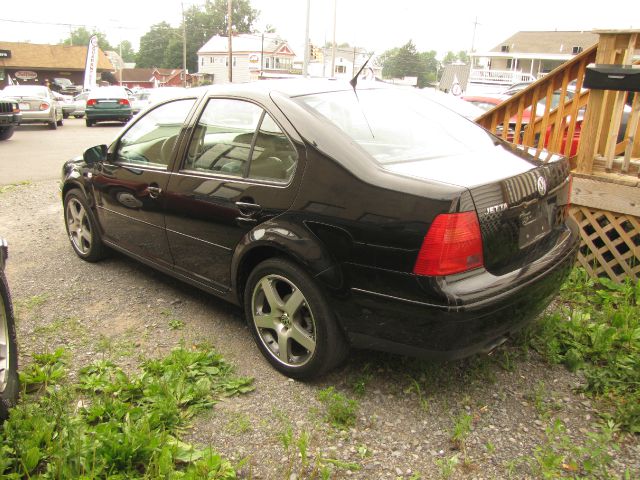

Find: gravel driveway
[1,179,638,479]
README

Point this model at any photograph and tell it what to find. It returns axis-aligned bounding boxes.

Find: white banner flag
[83,35,99,91]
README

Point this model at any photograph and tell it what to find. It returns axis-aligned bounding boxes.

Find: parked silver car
[72,91,89,118]
[0,238,18,422]
[1,85,63,129]
[52,91,76,119]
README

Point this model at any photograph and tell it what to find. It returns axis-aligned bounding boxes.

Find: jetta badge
[537,176,547,196]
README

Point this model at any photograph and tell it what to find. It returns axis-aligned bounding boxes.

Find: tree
[116,40,136,63]
[380,41,440,87]
[136,22,176,68]
[61,27,112,51]
[140,0,260,72]
[442,50,470,65]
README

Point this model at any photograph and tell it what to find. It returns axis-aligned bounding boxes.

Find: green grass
[0,180,32,195]
[0,345,254,478]
[317,387,358,429]
[528,268,640,433]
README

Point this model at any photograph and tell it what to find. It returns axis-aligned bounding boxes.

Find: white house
[197,34,296,84]
[308,46,380,80]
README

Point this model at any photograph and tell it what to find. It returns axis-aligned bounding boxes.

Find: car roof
[194,78,389,99]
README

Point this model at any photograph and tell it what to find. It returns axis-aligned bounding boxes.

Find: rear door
[164,97,302,291]
[92,98,197,267]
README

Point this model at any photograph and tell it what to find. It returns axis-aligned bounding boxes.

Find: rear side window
[183,98,297,182]
[115,99,196,168]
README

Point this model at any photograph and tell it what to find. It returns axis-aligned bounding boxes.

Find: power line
[0,17,139,31]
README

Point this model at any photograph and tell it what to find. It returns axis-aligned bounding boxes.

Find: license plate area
[19,103,30,110]
[518,203,551,248]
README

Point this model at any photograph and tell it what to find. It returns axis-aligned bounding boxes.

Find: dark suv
[0,99,21,141]
[51,78,82,97]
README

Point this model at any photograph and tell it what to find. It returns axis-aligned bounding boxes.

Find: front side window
[184,98,297,182]
[115,98,196,168]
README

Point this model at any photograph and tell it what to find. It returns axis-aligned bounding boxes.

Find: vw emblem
[537,176,547,196]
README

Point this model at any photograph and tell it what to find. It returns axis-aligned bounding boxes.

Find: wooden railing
[475,32,640,179]
[475,44,597,162]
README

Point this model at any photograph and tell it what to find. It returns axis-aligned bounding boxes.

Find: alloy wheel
[251,274,317,368]
[66,198,93,255]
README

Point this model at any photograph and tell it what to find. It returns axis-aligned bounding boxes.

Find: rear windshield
[2,86,48,98]
[89,87,128,99]
[295,88,497,164]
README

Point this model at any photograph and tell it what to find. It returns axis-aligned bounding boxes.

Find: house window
[233,57,237,67]
[265,57,271,69]
[335,65,346,74]
[501,45,510,53]
[572,46,583,54]
[210,57,213,63]
[506,59,513,69]
[201,57,204,66]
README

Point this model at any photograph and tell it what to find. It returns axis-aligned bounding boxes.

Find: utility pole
[182,2,187,87]
[471,16,480,53]
[330,0,337,78]
[227,0,233,83]
[303,0,310,77]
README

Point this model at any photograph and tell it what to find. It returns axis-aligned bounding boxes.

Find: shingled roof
[490,31,598,54]
[0,41,113,71]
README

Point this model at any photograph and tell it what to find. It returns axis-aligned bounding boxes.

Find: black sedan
[61,80,579,379]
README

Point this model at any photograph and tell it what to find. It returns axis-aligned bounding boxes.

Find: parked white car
[1,85,63,129]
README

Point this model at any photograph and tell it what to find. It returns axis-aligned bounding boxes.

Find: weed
[317,387,358,429]
[225,412,252,434]
[434,454,459,479]
[0,180,32,195]
[529,268,640,432]
[357,444,371,459]
[404,377,430,412]
[484,441,496,454]
[528,419,619,479]
[19,347,67,393]
[450,411,473,452]
[1,345,253,478]
[349,364,372,397]
[169,318,185,330]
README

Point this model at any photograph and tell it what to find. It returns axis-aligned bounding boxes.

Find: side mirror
[83,144,108,165]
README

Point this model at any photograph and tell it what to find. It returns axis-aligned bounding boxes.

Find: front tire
[0,269,18,422]
[63,190,106,262]
[244,258,348,379]
[0,127,15,141]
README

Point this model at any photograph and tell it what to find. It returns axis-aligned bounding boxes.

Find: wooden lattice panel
[570,206,640,282]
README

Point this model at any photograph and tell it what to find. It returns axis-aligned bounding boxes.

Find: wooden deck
[474,30,640,282]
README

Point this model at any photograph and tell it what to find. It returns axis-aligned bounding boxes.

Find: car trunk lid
[383,144,571,275]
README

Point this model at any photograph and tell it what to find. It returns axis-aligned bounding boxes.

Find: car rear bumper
[86,108,132,121]
[333,220,579,359]
[18,110,53,123]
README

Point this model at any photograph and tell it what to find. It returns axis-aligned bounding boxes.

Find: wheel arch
[232,221,345,307]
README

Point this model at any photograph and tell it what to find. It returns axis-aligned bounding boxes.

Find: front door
[164,97,302,290]
[93,98,197,267]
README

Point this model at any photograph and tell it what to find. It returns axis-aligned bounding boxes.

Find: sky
[1,0,637,59]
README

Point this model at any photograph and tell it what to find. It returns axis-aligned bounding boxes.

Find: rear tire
[85,119,93,127]
[0,269,19,422]
[56,117,64,127]
[63,190,107,262]
[244,258,348,379]
[49,119,57,130]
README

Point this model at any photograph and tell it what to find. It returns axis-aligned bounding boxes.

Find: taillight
[86,99,97,107]
[413,212,484,276]
[119,98,130,106]
[39,102,50,111]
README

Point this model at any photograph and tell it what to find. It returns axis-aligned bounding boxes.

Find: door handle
[235,201,262,217]
[147,185,162,199]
